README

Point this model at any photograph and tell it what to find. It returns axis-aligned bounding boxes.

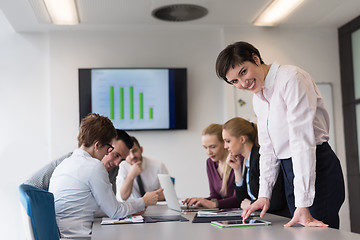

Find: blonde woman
[223,117,289,217]
[183,123,239,209]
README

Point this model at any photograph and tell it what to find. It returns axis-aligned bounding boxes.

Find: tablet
[211,219,271,228]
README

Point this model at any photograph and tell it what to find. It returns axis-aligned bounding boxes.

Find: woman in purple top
[183,124,239,209]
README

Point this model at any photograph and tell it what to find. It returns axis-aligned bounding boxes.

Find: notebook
[157,174,219,212]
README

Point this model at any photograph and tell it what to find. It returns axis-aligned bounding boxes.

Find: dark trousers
[280,142,345,229]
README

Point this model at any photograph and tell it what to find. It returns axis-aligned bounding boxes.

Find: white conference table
[91,205,360,240]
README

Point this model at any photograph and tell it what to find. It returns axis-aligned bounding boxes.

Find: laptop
[158,174,219,212]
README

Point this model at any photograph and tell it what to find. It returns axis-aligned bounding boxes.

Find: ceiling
[0,0,359,32]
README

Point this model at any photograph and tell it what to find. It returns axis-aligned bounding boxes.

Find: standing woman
[183,123,239,209]
[215,42,345,228]
[222,117,289,217]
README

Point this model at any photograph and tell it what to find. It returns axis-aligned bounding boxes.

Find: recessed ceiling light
[44,0,79,25]
[253,0,305,27]
[152,4,208,22]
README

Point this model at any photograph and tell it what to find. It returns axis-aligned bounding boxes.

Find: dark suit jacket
[235,145,290,218]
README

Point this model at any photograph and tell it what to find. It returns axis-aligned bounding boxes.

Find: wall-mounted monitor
[79,68,187,130]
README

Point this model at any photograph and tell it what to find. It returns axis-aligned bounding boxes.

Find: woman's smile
[247,79,256,90]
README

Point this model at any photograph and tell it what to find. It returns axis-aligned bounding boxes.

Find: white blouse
[116,156,168,201]
[254,62,329,208]
[49,149,145,238]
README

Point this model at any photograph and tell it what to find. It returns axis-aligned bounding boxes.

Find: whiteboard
[233,82,336,152]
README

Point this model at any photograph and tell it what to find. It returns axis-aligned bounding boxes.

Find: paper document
[197,210,259,217]
[156,201,168,206]
[197,210,243,217]
[101,215,144,225]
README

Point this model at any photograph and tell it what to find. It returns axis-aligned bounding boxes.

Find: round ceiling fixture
[152,4,208,22]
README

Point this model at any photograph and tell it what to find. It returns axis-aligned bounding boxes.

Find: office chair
[170,177,175,185]
[19,183,60,240]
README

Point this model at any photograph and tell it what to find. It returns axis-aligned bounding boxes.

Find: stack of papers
[101,215,144,225]
[156,201,168,206]
[197,210,260,218]
[197,210,243,217]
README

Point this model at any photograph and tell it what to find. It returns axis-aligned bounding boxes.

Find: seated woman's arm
[217,190,240,209]
[90,165,145,218]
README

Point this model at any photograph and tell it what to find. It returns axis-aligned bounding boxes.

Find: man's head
[126,136,143,165]
[102,129,134,171]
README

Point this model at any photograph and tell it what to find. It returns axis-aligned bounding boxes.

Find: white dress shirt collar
[263,62,279,91]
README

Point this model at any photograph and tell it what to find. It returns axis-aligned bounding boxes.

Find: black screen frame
[78,68,187,131]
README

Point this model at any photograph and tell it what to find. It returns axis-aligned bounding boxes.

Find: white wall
[47,28,225,201]
[222,26,350,231]
[0,11,352,239]
[0,11,49,239]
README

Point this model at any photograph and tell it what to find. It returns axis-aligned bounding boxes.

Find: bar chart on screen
[91,69,170,129]
[109,86,154,120]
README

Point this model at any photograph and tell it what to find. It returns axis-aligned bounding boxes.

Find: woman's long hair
[202,124,231,197]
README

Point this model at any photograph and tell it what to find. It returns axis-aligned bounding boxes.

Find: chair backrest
[19,183,60,240]
[170,177,175,185]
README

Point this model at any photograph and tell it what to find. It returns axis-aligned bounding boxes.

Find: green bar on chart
[129,86,134,119]
[110,86,114,119]
[149,107,153,119]
[120,87,124,119]
[139,93,143,119]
